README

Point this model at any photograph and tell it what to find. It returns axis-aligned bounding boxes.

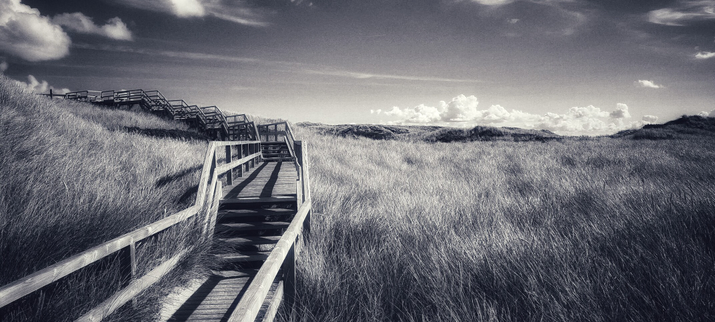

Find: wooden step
[261,157,294,162]
[215,252,271,263]
[218,208,295,221]
[217,235,281,246]
[210,269,259,278]
[220,196,296,206]
[216,222,290,232]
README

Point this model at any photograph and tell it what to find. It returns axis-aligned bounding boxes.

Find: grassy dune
[0,77,209,321]
[290,124,715,321]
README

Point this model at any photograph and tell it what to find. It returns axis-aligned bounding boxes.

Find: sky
[1,0,714,135]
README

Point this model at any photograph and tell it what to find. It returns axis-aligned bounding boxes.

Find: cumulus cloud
[0,60,7,73]
[648,1,715,26]
[642,115,659,123]
[696,51,715,59]
[635,79,665,89]
[375,95,656,135]
[381,94,481,123]
[0,0,71,61]
[52,13,133,41]
[610,103,631,119]
[114,0,269,27]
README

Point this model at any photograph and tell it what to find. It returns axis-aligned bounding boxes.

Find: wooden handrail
[0,140,262,319]
[229,200,311,322]
[230,139,312,322]
[0,205,198,308]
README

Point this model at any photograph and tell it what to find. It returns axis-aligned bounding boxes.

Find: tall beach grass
[288,126,715,321]
[0,77,210,321]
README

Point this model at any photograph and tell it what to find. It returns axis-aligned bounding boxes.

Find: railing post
[225,145,233,186]
[237,144,243,177]
[283,243,296,318]
[118,239,137,307]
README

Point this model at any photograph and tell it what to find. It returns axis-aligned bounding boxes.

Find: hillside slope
[0,77,209,321]
[300,122,563,142]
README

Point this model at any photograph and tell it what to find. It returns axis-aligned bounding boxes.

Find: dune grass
[288,126,715,321]
[0,77,210,321]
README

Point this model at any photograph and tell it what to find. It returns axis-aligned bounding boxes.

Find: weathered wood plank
[227,200,311,322]
[216,152,262,176]
[260,280,284,322]
[77,250,188,322]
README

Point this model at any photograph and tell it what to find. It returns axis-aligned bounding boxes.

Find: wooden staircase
[261,142,293,162]
[165,159,302,322]
[213,196,297,270]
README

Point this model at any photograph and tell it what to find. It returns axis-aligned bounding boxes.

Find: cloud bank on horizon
[372,94,661,135]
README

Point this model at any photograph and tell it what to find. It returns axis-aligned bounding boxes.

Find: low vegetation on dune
[300,123,562,142]
[289,121,715,321]
[0,77,210,321]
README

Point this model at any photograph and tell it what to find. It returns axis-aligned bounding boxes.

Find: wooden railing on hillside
[0,141,263,321]
[55,89,258,141]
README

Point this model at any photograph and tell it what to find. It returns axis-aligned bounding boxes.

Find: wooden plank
[260,280,284,322]
[193,142,217,208]
[211,270,259,278]
[169,276,250,322]
[216,252,271,262]
[220,196,296,204]
[77,250,188,322]
[227,200,311,322]
[216,152,262,176]
[216,222,290,231]
[219,208,294,218]
[217,236,282,246]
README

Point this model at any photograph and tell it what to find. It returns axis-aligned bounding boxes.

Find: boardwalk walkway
[166,161,297,322]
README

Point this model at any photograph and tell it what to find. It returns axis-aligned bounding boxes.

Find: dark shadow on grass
[123,127,210,141]
[178,185,198,204]
[156,165,203,188]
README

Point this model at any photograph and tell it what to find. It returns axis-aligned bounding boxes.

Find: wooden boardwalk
[166,160,297,322]
[0,134,308,322]
[222,161,297,199]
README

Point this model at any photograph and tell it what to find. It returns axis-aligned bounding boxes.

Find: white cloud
[610,103,631,119]
[374,95,657,135]
[0,0,71,61]
[15,75,69,94]
[304,69,481,83]
[648,1,715,26]
[114,0,269,26]
[695,51,715,59]
[170,0,205,17]
[52,13,133,41]
[642,115,659,123]
[0,60,7,73]
[635,79,665,89]
[472,0,514,6]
